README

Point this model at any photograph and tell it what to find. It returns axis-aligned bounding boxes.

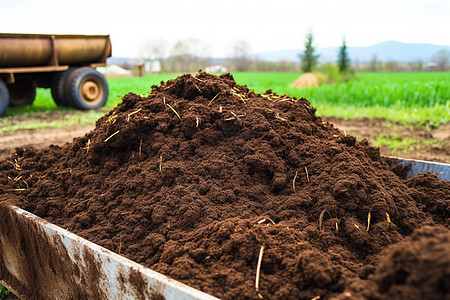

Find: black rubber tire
[64,67,108,110]
[0,79,10,117]
[51,67,77,106]
[8,79,36,107]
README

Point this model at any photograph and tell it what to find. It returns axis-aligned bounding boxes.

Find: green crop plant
[373,134,439,153]
[232,72,450,125]
[0,284,10,300]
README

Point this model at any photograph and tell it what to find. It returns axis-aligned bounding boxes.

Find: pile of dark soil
[0,72,449,299]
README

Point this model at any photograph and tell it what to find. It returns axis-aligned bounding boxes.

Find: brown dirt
[2,113,448,165]
[0,111,450,164]
[0,72,449,300]
[0,125,94,159]
[324,117,450,164]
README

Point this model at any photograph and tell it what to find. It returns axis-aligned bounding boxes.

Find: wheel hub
[81,80,100,101]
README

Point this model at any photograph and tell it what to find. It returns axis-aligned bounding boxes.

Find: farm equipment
[0,157,448,299]
[0,33,111,116]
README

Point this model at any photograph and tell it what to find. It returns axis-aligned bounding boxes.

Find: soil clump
[0,72,449,299]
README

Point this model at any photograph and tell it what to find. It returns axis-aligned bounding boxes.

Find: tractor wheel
[0,79,9,117]
[51,67,77,107]
[8,79,36,107]
[64,67,108,110]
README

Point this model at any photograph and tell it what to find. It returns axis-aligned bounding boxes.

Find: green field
[4,72,450,126]
[232,72,450,126]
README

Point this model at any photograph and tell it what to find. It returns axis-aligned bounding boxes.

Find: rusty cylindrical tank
[0,33,111,68]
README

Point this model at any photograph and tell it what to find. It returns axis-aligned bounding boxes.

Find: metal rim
[78,77,104,106]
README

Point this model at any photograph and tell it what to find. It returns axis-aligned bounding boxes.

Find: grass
[373,133,440,153]
[232,72,450,126]
[0,110,104,133]
[2,72,449,130]
[0,284,9,300]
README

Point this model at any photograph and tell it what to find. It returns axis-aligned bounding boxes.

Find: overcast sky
[1,0,449,58]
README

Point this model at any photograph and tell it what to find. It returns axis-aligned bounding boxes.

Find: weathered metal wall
[0,204,218,300]
[385,157,449,181]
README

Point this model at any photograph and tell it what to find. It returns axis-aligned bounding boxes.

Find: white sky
[1,0,449,57]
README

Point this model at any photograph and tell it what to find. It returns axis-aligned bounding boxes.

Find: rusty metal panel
[0,33,111,69]
[384,156,449,181]
[0,204,219,300]
[0,65,68,74]
[0,36,53,67]
[54,37,110,65]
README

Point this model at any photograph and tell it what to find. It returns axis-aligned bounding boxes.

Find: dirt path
[0,112,449,164]
[0,111,95,160]
[0,125,94,159]
[324,117,450,164]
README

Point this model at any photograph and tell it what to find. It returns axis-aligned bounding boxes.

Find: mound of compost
[0,72,449,299]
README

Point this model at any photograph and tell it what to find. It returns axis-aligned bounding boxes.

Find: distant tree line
[136,38,302,74]
[126,37,449,75]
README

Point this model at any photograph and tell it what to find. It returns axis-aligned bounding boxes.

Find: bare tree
[432,49,450,71]
[168,40,190,72]
[167,39,211,73]
[368,55,378,72]
[383,61,399,72]
[406,61,423,72]
[230,40,251,71]
[185,39,211,58]
[138,37,168,60]
[184,39,212,71]
[138,37,168,73]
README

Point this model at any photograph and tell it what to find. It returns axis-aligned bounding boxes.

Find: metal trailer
[0,33,112,116]
[0,158,448,299]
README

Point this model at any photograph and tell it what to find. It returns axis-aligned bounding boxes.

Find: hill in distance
[255,41,450,63]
